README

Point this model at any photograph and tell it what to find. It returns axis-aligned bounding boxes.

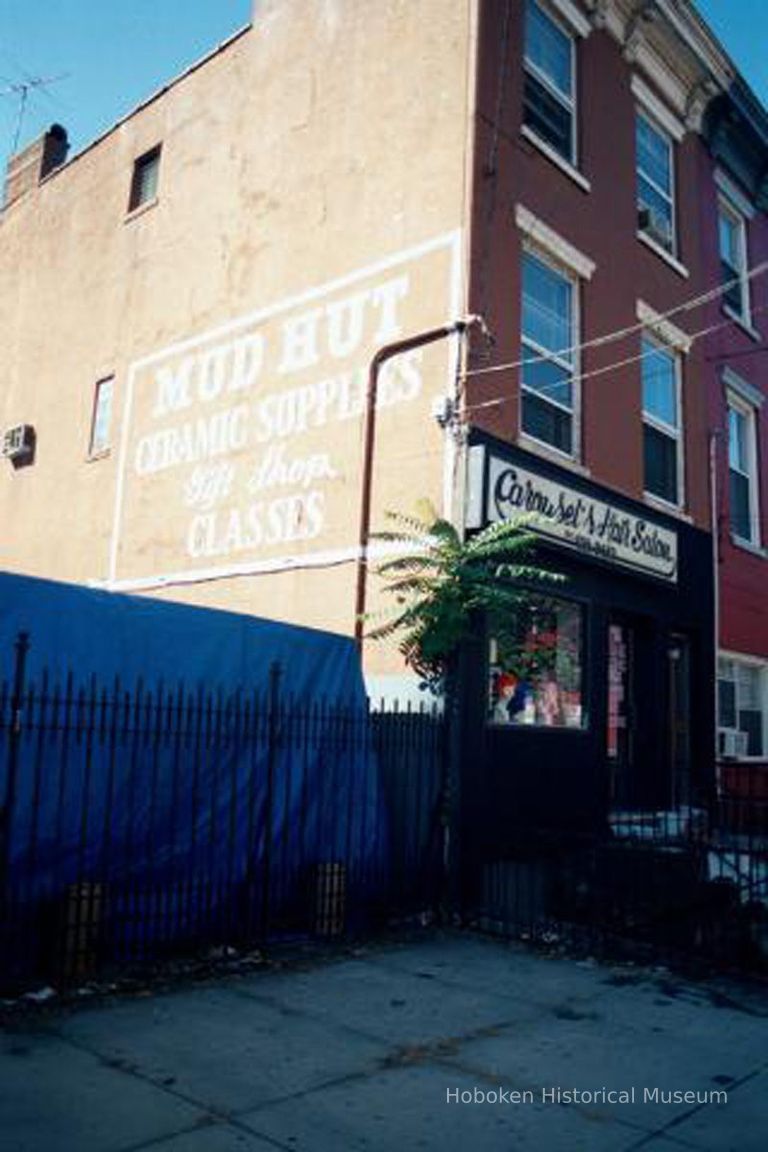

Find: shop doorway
[667,634,692,806]
[607,623,693,810]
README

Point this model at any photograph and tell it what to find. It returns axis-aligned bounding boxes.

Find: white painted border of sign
[107,229,464,591]
[478,447,679,583]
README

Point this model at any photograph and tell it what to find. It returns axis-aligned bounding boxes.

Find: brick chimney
[4,124,69,208]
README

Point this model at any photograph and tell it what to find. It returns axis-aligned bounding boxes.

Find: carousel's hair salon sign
[468,448,678,582]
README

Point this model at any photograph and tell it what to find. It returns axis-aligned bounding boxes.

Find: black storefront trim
[462,432,716,835]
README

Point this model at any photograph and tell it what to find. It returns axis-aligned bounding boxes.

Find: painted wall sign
[109,232,461,589]
[469,447,678,583]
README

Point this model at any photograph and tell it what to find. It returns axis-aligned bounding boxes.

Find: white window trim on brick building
[726,379,762,549]
[523,0,579,167]
[641,332,684,510]
[521,0,593,191]
[718,193,752,329]
[718,651,767,761]
[635,104,678,262]
[515,205,595,465]
[520,249,580,461]
[638,300,689,511]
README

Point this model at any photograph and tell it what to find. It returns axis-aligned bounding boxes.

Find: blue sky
[695,0,768,103]
[0,1,766,163]
[0,1,251,160]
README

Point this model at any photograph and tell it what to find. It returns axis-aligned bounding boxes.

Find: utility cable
[459,302,768,420]
[464,259,768,381]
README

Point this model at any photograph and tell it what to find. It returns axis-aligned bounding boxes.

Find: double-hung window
[636,112,675,254]
[718,198,750,322]
[728,396,760,545]
[521,249,577,456]
[642,334,682,505]
[523,0,576,165]
[718,657,765,758]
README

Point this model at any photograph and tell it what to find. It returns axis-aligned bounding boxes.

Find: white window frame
[520,244,581,462]
[641,332,684,509]
[718,195,751,327]
[726,390,761,547]
[718,652,767,761]
[636,109,677,258]
[88,375,114,458]
[523,0,578,166]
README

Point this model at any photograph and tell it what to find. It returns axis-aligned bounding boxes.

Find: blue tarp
[0,573,388,968]
[0,571,365,701]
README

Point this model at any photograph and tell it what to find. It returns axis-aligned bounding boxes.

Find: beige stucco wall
[0,0,474,691]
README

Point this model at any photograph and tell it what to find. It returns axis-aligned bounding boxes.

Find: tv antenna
[1,73,69,153]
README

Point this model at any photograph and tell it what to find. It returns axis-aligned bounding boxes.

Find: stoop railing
[472,789,768,970]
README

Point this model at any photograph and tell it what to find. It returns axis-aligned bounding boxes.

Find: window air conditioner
[638,206,672,248]
[1,423,35,461]
[718,727,749,759]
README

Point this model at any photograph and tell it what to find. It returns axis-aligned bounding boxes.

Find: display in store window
[488,597,584,729]
[607,623,630,760]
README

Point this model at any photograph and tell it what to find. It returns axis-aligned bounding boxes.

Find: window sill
[124,197,159,223]
[636,231,689,279]
[486,720,589,734]
[642,492,691,522]
[730,534,766,558]
[86,449,111,463]
[722,304,762,343]
[518,432,590,476]
[520,126,591,193]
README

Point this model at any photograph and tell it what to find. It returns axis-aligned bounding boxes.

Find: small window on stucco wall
[89,376,114,457]
[128,145,161,212]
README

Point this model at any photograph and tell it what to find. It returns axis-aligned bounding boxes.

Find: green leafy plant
[367,499,563,693]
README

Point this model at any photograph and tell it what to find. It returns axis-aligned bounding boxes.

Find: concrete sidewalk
[1,931,766,1152]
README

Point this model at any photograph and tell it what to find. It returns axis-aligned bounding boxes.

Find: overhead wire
[459,301,768,421]
[456,300,768,537]
[0,45,70,157]
[462,258,768,382]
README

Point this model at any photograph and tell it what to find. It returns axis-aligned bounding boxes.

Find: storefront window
[488,597,585,729]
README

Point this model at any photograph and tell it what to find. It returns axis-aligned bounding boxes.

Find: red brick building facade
[462,0,766,815]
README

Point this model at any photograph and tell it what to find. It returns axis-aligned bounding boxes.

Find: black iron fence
[3,629,767,991]
[473,776,768,970]
[0,636,447,994]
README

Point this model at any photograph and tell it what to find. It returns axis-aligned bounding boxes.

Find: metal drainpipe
[710,430,722,791]
[353,314,488,652]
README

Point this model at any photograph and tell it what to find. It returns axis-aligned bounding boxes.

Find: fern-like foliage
[367,500,563,692]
